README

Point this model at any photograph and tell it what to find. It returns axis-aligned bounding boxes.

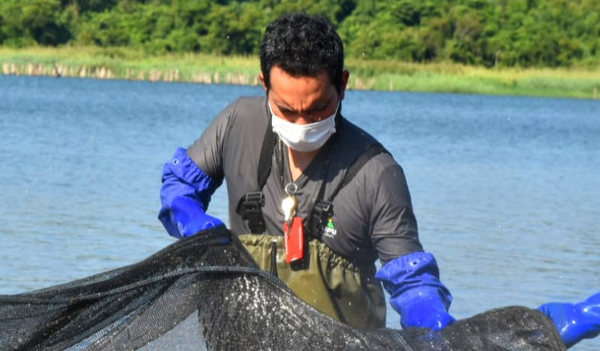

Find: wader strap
[336,142,388,198]
[236,192,266,233]
[236,107,277,233]
[308,142,389,240]
[257,126,277,189]
[309,201,333,240]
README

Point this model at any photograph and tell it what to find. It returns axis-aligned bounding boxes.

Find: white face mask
[269,100,339,152]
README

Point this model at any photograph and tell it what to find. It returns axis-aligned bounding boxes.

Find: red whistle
[283,217,304,263]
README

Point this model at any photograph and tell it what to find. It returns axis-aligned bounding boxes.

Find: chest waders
[236,118,390,330]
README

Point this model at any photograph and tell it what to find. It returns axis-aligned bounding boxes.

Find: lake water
[1,74,599,350]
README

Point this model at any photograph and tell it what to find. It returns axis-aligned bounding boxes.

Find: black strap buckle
[309,200,333,240]
[236,192,266,233]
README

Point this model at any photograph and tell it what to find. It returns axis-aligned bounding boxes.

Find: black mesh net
[0,226,566,351]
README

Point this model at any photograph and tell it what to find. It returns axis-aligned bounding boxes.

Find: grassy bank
[1,46,598,99]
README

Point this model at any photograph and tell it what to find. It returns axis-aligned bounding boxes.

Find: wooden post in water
[53,63,62,78]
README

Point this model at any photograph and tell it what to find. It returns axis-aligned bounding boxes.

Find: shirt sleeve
[367,156,423,265]
[186,99,242,182]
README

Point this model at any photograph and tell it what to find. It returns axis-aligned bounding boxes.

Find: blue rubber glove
[538,291,600,348]
[158,147,224,239]
[164,196,224,238]
[375,251,456,330]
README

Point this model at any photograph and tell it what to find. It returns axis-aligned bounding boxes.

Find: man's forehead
[270,68,331,91]
[268,83,334,108]
[269,65,332,84]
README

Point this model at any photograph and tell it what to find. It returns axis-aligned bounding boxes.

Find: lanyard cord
[277,134,338,217]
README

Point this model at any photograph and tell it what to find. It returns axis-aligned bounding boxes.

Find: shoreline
[1,62,261,86]
[1,47,598,99]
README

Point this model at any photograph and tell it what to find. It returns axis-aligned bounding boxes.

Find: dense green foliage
[1,0,599,68]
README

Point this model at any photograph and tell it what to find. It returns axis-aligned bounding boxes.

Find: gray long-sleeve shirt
[188,96,422,265]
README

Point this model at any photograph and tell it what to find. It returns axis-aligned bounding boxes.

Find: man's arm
[376,251,455,330]
[158,100,238,238]
[158,147,224,238]
[369,161,455,330]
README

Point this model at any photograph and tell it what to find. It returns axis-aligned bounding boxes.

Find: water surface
[1,75,599,350]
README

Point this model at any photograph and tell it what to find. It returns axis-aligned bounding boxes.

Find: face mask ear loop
[332,98,342,130]
[267,98,275,119]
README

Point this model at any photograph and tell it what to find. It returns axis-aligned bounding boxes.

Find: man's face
[262,66,348,125]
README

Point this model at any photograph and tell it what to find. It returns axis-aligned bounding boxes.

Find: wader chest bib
[239,234,387,330]
[236,119,389,329]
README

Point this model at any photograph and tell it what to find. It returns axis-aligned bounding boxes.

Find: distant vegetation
[1,0,599,68]
[2,46,598,99]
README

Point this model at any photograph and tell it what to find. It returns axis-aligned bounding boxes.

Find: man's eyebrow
[275,98,331,113]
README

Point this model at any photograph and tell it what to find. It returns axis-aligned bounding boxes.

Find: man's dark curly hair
[260,13,345,93]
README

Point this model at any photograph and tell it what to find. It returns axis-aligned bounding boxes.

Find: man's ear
[340,70,350,100]
[259,72,268,92]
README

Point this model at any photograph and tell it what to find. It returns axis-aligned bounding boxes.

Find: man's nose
[293,113,320,125]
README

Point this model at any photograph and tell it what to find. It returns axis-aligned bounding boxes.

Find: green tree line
[1,0,599,68]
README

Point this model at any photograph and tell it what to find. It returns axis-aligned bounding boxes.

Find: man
[158,12,456,330]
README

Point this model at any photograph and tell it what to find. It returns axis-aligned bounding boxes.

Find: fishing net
[0,226,566,351]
